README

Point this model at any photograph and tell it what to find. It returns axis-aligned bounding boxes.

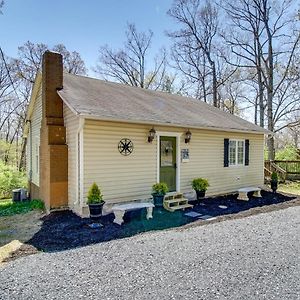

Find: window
[229,140,244,166]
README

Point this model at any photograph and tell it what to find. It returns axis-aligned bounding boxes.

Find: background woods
[0,0,299,173]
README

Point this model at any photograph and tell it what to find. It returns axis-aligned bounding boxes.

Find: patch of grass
[278,181,300,195]
[0,199,44,217]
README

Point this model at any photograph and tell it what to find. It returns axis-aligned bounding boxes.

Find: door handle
[174,163,177,169]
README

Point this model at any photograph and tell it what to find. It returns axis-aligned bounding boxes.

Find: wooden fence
[265,160,300,181]
[274,160,300,175]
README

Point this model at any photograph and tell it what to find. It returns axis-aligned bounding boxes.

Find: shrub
[192,178,209,191]
[0,199,44,216]
[152,182,169,195]
[0,161,27,199]
[87,183,104,204]
[271,172,278,181]
[275,145,299,160]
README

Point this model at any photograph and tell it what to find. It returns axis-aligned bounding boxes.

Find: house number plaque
[181,149,189,162]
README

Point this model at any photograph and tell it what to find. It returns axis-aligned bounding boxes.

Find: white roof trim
[78,113,266,135]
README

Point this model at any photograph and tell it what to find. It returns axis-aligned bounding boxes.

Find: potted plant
[87,183,105,219]
[192,178,209,201]
[152,182,168,207]
[270,172,278,193]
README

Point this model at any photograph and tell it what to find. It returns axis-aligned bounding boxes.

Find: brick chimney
[39,51,68,210]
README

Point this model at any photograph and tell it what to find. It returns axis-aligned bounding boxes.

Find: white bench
[238,187,262,201]
[112,202,155,225]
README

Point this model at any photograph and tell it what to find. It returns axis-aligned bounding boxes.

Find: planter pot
[271,180,278,193]
[152,194,165,207]
[196,190,206,200]
[88,202,105,220]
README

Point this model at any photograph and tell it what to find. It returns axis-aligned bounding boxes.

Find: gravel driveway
[1,206,299,300]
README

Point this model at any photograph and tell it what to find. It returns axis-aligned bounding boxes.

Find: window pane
[161,140,173,167]
[229,140,236,165]
[237,141,244,164]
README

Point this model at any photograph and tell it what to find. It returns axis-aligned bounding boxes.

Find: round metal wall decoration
[118,138,134,156]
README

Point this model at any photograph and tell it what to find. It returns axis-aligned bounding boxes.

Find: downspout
[77,117,85,207]
[25,120,33,199]
[27,120,33,182]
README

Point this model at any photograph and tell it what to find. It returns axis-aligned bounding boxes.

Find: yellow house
[24,51,267,217]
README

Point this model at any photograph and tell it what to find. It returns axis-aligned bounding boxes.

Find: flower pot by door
[152,194,165,207]
[271,180,278,193]
[196,190,206,200]
[88,203,104,220]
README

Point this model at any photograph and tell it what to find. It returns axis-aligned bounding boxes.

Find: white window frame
[229,139,245,167]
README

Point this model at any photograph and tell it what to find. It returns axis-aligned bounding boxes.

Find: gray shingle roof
[58,73,267,134]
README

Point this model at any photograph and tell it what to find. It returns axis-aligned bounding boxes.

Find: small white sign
[181,149,189,162]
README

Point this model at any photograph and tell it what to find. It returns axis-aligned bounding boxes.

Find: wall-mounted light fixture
[148,127,156,143]
[185,129,192,144]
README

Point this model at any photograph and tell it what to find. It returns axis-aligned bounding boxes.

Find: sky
[0,0,175,73]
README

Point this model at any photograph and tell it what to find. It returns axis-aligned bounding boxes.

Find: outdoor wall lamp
[148,127,156,143]
[185,129,192,143]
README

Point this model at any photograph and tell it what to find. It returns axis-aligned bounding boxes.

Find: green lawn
[0,199,44,217]
[278,181,300,196]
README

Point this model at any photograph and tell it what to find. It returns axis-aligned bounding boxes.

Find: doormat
[185,211,202,218]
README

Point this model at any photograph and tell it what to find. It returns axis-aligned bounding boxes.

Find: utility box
[12,188,28,202]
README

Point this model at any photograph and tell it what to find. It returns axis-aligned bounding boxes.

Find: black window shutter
[245,139,249,166]
[224,138,229,167]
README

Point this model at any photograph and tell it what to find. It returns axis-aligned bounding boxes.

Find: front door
[160,136,176,191]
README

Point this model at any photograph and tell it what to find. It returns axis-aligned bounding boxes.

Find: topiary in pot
[192,178,209,201]
[270,172,278,193]
[152,182,168,207]
[87,183,105,219]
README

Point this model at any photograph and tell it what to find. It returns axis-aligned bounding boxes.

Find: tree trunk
[267,136,275,160]
[211,61,218,107]
[258,72,264,128]
[266,30,274,160]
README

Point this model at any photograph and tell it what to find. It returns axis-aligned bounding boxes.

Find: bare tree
[168,0,222,107]
[0,1,4,14]
[13,41,87,85]
[222,0,300,159]
[95,23,168,90]
[53,44,87,75]
[221,0,267,127]
[0,48,26,166]
[169,30,211,100]
[0,42,87,167]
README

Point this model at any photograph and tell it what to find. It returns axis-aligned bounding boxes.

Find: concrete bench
[112,202,155,225]
[238,187,262,201]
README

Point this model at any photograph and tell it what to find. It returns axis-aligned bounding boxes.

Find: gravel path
[1,206,299,300]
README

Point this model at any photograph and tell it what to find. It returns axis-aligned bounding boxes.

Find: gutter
[25,120,33,182]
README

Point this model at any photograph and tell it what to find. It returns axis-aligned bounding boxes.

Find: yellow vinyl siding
[63,104,79,209]
[26,85,42,186]
[180,131,264,195]
[82,120,264,205]
[83,121,156,203]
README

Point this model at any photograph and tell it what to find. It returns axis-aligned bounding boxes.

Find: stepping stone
[218,205,227,209]
[185,211,202,218]
[198,215,216,220]
[88,223,103,229]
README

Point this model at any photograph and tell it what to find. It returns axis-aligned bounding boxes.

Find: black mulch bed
[27,190,297,252]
